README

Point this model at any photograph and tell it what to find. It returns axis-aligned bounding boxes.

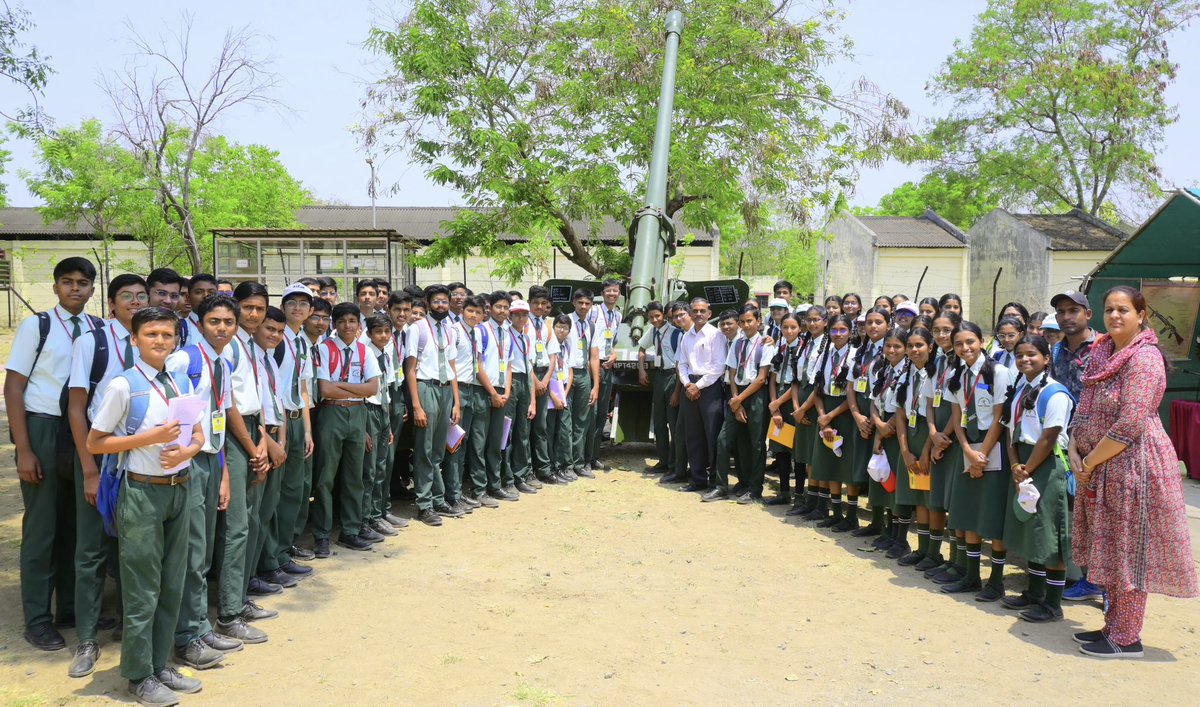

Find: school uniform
[528,315,560,482]
[385,328,408,512]
[474,318,512,493]
[362,342,392,525]
[848,340,882,488]
[894,365,932,510]
[766,337,801,493]
[90,361,198,682]
[266,327,313,573]
[712,333,775,495]
[945,358,1012,540]
[405,316,459,512]
[677,323,728,487]
[927,351,961,515]
[502,324,534,489]
[6,305,100,632]
[546,336,574,475]
[586,302,621,465]
[299,333,326,540]
[251,347,286,579]
[873,362,904,510]
[638,322,681,469]
[446,320,479,502]
[808,342,855,483]
[165,339,232,650]
[313,336,380,539]
[67,320,133,643]
[790,334,823,467]
[566,314,600,473]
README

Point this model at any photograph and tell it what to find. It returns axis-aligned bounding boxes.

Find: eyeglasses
[117,292,150,304]
[153,289,181,301]
[308,315,331,323]
[830,328,851,335]
[283,299,312,310]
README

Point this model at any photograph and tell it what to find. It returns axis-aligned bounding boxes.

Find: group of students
[636,281,1124,644]
[5,259,626,707]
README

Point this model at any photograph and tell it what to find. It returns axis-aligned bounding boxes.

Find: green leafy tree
[853,171,1003,229]
[364,0,908,282]
[1,2,52,128]
[927,0,1199,217]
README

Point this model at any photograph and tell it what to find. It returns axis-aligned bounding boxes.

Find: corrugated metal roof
[856,213,967,248]
[1012,210,1126,251]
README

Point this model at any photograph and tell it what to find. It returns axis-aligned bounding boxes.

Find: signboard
[703,284,740,307]
[1142,281,1200,360]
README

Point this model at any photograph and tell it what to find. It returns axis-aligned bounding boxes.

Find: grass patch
[510,682,560,705]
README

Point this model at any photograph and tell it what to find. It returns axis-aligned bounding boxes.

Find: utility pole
[366,157,378,229]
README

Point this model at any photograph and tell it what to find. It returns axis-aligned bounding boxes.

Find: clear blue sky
[5,0,1199,218]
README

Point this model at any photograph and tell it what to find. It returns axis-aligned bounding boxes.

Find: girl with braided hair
[765,313,804,505]
[789,306,827,517]
[921,312,962,578]
[895,327,937,565]
[801,314,856,525]
[866,326,909,551]
[845,307,891,535]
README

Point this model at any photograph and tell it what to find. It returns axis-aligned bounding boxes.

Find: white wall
[1048,251,1108,311]
[875,249,968,308]
[1,238,148,319]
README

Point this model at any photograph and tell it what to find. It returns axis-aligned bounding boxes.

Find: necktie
[155,371,178,400]
[469,327,478,372]
[262,353,281,420]
[377,352,390,405]
[246,339,259,388]
[655,328,663,368]
[497,326,506,386]
[69,315,82,340]
[390,332,401,384]
[436,321,449,383]
[340,346,352,382]
[122,335,135,370]
[212,356,226,445]
[291,335,303,403]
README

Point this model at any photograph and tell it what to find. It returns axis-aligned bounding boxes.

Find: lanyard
[425,318,449,352]
[575,318,588,345]
[285,332,303,375]
[858,340,880,376]
[936,352,953,390]
[1013,373,1044,428]
[739,336,761,374]
[460,322,477,364]
[829,345,849,379]
[961,367,978,412]
[514,328,529,359]
[603,306,617,330]
[54,308,87,339]
[137,367,179,406]
[110,324,127,368]
[198,345,225,409]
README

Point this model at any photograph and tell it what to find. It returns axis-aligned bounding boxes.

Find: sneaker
[201,631,243,652]
[1073,629,1107,645]
[358,526,385,544]
[1080,636,1143,659]
[68,641,100,678]
[129,675,179,707]
[473,493,500,508]
[337,532,374,551]
[313,538,331,558]
[418,509,443,526]
[433,502,464,517]
[370,518,399,536]
[215,618,267,644]
[1063,578,1104,601]
[240,600,278,622]
[561,469,579,481]
[288,545,316,561]
[1019,601,1064,623]
[174,639,224,670]
[156,666,202,694]
[383,512,410,528]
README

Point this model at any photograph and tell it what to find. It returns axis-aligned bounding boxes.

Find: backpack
[323,339,367,380]
[24,311,105,416]
[1034,381,1077,495]
[96,367,191,537]
[78,326,112,413]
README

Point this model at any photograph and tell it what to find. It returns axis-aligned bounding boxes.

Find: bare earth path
[1,330,1199,706]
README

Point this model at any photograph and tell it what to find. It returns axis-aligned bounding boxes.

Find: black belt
[419,379,453,387]
[27,412,61,420]
[321,400,363,408]
[511,371,529,378]
[285,409,303,420]
[128,470,189,486]
[689,374,703,383]
[572,367,586,372]
[265,425,280,436]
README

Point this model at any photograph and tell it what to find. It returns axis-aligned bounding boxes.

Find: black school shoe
[1080,636,1143,659]
[337,533,374,551]
[1000,590,1035,610]
[24,622,66,651]
[914,554,943,572]
[940,578,983,594]
[289,545,316,561]
[974,584,1004,603]
[1019,601,1064,623]
[313,538,331,558]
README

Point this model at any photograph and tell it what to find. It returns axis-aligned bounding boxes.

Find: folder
[446,422,466,454]
[767,422,796,449]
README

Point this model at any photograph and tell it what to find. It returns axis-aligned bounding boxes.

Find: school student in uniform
[502,299,539,495]
[921,312,962,578]
[764,297,788,342]
[864,327,907,544]
[293,296,333,560]
[447,296,492,507]
[65,273,147,676]
[894,327,937,564]
[939,321,1013,601]
[802,314,856,525]
[662,303,694,484]
[404,284,462,526]
[167,294,246,668]
[636,301,680,473]
[313,303,381,551]
[586,280,622,471]
[546,314,575,482]
[475,291,518,499]
[250,308,293,590]
[704,305,775,503]
[527,287,561,485]
[355,280,378,331]
[566,289,601,479]
[676,298,727,493]
[146,268,185,311]
[1000,335,1073,622]
[179,274,217,348]
[386,292,416,508]
[846,307,890,534]
[5,256,102,652]
[86,306,206,706]
[765,313,803,505]
[362,314,401,538]
[262,284,316,584]
[789,305,827,516]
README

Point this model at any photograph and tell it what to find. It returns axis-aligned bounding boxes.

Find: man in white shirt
[636,301,680,473]
[4,256,102,652]
[676,298,727,492]
[178,274,217,348]
[473,291,516,500]
[527,286,562,485]
[250,308,292,594]
[585,279,622,471]
[566,289,601,478]
[444,295,489,510]
[502,299,538,496]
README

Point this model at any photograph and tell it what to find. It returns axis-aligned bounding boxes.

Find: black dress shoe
[897,551,925,567]
[736,492,762,505]
[514,481,538,494]
[575,467,596,479]
[313,538,331,558]
[258,569,298,588]
[590,460,609,472]
[701,488,728,502]
[248,577,283,595]
[384,512,410,528]
[526,477,544,489]
[940,579,982,594]
[885,542,911,560]
[763,495,791,506]
[1019,601,1064,623]
[337,533,374,551]
[785,503,809,516]
[975,584,1005,603]
[681,482,708,492]
[540,474,566,485]
[394,487,417,501]
[371,518,400,536]
[832,516,858,533]
[68,641,99,677]
[96,616,118,631]
[358,526,385,544]
[488,488,519,502]
[24,622,66,651]
[660,472,686,484]
[289,545,316,561]
[433,502,464,517]
[850,523,881,538]
[418,509,443,526]
[914,554,943,572]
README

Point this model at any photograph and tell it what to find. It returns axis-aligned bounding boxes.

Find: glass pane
[307,240,346,276]
[345,239,390,277]
[217,239,260,276]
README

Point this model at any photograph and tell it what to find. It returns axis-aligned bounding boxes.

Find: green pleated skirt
[1001,443,1070,565]
[793,382,817,465]
[809,393,853,483]
[948,431,1009,540]
[928,401,958,514]
[893,414,930,508]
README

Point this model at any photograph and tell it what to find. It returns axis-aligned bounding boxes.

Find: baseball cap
[510,300,530,313]
[896,301,919,316]
[1050,291,1089,309]
[1040,318,1061,332]
[281,282,313,302]
[794,303,812,314]
[768,298,789,309]
[1014,478,1040,521]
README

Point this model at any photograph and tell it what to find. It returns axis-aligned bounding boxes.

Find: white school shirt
[903,366,932,423]
[316,337,382,401]
[181,313,203,349]
[772,339,802,387]
[849,339,883,395]
[275,326,313,413]
[387,330,405,392]
[565,312,599,370]
[509,321,533,375]
[224,330,262,416]
[725,333,776,387]
[945,357,1012,431]
[816,342,855,396]
[929,351,954,410]
[69,319,135,421]
[6,305,100,415]
[528,316,558,369]
[799,334,826,386]
[637,323,681,370]
[366,343,391,406]
[305,334,326,404]
[166,339,233,454]
[590,302,621,357]
[453,320,478,385]
[876,362,905,414]
[475,319,511,384]
[553,335,577,371]
[257,348,284,426]
[1007,373,1072,449]
[91,359,202,476]
[677,323,727,390]
[404,317,459,382]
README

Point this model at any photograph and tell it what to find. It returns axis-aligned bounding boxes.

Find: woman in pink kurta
[1069,286,1198,659]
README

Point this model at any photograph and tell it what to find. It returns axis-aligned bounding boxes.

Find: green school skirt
[868,411,897,510]
[850,415,873,487]
[948,429,1009,540]
[793,381,817,465]
[1002,443,1070,566]
[928,400,958,514]
[893,413,930,509]
[809,392,853,483]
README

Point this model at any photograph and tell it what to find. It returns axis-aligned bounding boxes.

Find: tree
[853,171,1004,229]
[0,2,52,129]
[927,0,1200,218]
[364,0,909,282]
[104,16,282,273]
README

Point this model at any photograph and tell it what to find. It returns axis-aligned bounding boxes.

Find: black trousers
[680,377,724,485]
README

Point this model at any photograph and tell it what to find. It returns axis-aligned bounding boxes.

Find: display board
[1142,281,1200,361]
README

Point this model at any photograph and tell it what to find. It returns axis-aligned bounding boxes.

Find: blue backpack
[96,367,191,537]
[1033,381,1078,495]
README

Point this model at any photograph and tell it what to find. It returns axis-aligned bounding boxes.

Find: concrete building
[967,208,1125,328]
[817,209,970,309]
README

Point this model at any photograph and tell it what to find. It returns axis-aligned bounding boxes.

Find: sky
[4,0,1200,219]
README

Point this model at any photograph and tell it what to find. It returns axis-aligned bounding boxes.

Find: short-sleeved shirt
[305,334,326,404]
[848,340,883,396]
[404,317,459,382]
[903,366,931,422]
[276,326,314,412]
[796,334,825,386]
[528,316,559,369]
[725,333,776,387]
[6,306,101,415]
[772,339,800,387]
[1008,373,1073,449]
[166,340,232,454]
[453,321,478,385]
[366,343,391,406]
[1051,331,1096,401]
[91,360,203,476]
[637,323,681,370]
[475,319,512,385]
[553,335,575,373]
[224,331,262,416]
[590,303,621,357]
[565,313,599,369]
[509,322,534,375]
[70,319,135,421]
[817,342,855,396]
[876,362,904,414]
[257,349,283,426]
[929,350,955,410]
[945,357,1012,431]
[316,337,382,401]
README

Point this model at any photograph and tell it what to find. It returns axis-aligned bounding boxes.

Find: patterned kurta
[1070,330,1199,598]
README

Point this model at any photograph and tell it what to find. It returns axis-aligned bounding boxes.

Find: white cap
[1017,478,1041,515]
[896,301,919,316]
[867,451,891,482]
[768,298,789,309]
[281,282,313,302]
[510,299,530,313]
[794,303,811,314]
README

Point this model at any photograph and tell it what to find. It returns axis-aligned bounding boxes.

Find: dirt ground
[1,328,1199,706]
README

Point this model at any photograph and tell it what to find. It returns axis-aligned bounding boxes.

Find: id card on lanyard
[199,346,227,435]
[828,346,848,396]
